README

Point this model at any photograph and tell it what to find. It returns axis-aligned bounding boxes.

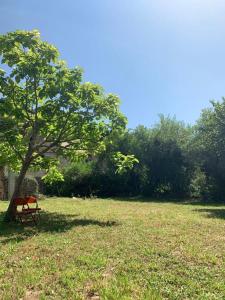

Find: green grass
[1,198,225,299]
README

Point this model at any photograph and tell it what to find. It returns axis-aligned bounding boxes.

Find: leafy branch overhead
[0,30,127,174]
[113,152,139,174]
[0,29,130,221]
[42,162,64,185]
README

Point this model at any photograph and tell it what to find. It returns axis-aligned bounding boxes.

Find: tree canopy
[0,30,127,221]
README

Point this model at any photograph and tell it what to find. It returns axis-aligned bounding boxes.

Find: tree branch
[5,136,25,163]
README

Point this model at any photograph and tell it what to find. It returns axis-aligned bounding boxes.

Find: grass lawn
[1,198,225,299]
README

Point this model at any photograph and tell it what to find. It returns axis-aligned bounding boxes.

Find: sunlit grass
[1,197,225,299]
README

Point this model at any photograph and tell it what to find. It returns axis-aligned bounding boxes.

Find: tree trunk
[4,159,31,222]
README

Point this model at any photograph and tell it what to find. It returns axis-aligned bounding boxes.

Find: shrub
[21,176,39,197]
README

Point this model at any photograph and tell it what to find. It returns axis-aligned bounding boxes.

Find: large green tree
[0,30,127,221]
[64,116,193,198]
[194,99,225,199]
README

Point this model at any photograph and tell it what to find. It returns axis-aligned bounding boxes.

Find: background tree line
[45,98,225,201]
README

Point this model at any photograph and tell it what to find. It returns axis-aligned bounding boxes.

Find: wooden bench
[15,196,41,224]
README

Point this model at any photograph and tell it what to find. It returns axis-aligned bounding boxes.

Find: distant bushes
[44,101,225,202]
[44,161,94,197]
[22,176,39,197]
[43,117,192,199]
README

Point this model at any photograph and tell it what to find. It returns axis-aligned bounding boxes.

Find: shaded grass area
[1,198,225,299]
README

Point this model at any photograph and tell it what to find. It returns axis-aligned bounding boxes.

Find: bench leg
[31,213,38,225]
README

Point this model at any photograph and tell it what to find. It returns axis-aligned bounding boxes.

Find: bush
[189,168,207,198]
[44,161,94,197]
[21,176,39,196]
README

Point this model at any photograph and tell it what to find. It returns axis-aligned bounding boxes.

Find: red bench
[15,196,41,224]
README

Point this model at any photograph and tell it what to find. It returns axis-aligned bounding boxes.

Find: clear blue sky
[1,0,225,128]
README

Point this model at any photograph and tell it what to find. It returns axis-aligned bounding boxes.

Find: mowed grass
[1,198,225,299]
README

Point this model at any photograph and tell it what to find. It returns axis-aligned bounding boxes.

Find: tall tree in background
[195,99,225,198]
[0,30,127,221]
[65,116,193,198]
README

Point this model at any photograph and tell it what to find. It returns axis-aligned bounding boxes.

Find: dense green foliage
[45,103,225,201]
[193,99,225,199]
[0,30,127,220]
[0,30,126,173]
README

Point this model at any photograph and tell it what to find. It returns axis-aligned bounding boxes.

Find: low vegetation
[45,105,225,202]
[1,197,225,299]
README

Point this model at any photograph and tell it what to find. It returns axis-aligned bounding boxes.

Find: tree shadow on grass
[0,211,118,245]
[193,208,225,220]
[106,196,225,206]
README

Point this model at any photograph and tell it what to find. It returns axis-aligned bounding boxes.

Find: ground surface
[1,198,225,300]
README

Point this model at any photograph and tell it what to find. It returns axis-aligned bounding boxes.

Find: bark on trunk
[4,159,31,222]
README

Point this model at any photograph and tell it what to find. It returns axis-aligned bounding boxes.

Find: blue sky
[1,0,225,128]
